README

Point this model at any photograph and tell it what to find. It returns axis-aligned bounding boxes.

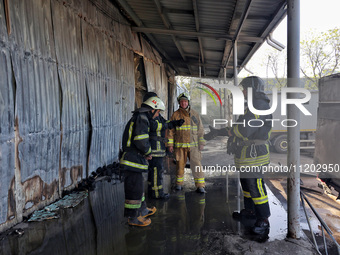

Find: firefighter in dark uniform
[120,96,165,227]
[204,76,271,235]
[143,92,184,199]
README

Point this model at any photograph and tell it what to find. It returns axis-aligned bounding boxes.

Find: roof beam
[116,0,180,73]
[164,60,234,68]
[193,0,206,76]
[239,3,287,69]
[222,0,253,77]
[163,8,194,15]
[131,27,262,42]
[152,0,191,74]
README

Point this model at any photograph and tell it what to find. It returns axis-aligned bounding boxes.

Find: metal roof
[112,0,287,78]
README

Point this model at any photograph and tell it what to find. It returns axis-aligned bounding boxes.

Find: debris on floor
[28,191,88,222]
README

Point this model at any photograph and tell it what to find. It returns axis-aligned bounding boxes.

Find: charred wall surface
[0,0,173,232]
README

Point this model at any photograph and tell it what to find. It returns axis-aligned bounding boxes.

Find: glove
[204,126,229,141]
[172,119,185,127]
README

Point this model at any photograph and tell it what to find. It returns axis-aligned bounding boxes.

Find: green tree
[301,28,340,88]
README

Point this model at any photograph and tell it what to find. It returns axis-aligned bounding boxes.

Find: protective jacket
[149,115,175,157]
[168,107,205,148]
[120,110,152,172]
[230,93,272,168]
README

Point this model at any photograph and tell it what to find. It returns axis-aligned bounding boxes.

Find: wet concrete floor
[0,172,315,255]
[0,137,319,254]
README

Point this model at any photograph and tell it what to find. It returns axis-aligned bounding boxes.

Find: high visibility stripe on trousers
[125,199,141,209]
[243,191,251,198]
[176,176,184,183]
[194,178,205,184]
[252,178,268,205]
[152,167,162,198]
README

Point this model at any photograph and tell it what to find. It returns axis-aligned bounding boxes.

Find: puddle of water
[0,174,289,255]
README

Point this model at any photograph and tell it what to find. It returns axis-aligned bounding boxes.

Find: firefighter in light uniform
[143,92,185,199]
[204,76,271,235]
[168,93,206,193]
[120,96,165,227]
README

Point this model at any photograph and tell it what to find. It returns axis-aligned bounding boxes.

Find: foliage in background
[301,28,340,88]
[261,28,340,90]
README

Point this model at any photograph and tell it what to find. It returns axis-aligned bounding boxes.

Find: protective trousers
[240,177,271,220]
[175,147,205,188]
[147,157,165,198]
[124,171,144,218]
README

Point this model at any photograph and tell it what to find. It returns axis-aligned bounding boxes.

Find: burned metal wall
[0,0,15,228]
[141,37,169,119]
[314,74,340,170]
[0,0,174,232]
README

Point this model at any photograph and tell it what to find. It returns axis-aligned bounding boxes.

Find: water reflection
[0,175,287,255]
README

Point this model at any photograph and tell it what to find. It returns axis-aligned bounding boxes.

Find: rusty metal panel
[57,68,89,188]
[315,74,340,169]
[81,11,134,170]
[0,0,151,232]
[8,0,61,215]
[0,10,15,225]
[11,52,61,210]
[52,0,89,189]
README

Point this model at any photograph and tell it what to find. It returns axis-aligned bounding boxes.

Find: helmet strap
[151,109,159,119]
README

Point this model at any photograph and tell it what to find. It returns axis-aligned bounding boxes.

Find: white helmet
[177,92,190,103]
[143,96,165,111]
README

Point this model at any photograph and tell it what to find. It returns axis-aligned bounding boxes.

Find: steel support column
[233,41,241,216]
[223,68,228,120]
[287,0,301,239]
[233,41,238,86]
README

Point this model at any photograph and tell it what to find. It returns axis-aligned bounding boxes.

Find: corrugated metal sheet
[1,0,176,232]
[314,74,340,177]
[115,0,287,78]
[0,1,15,225]
[10,0,61,217]
[52,1,89,191]
[160,66,169,119]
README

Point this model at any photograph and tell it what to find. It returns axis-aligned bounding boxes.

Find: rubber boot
[128,216,151,227]
[140,206,157,218]
[252,218,270,235]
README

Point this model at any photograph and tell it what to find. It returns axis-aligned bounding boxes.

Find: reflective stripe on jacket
[120,112,152,172]
[149,115,174,157]
[168,107,205,148]
[230,94,272,168]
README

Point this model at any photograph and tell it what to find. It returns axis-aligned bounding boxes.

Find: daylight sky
[238,0,340,77]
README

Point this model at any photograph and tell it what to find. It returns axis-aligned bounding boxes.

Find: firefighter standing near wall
[168,93,206,193]
[142,92,184,199]
[120,96,166,227]
[204,76,271,235]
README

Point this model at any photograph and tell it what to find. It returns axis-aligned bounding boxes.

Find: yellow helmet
[142,96,165,111]
[177,92,190,103]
